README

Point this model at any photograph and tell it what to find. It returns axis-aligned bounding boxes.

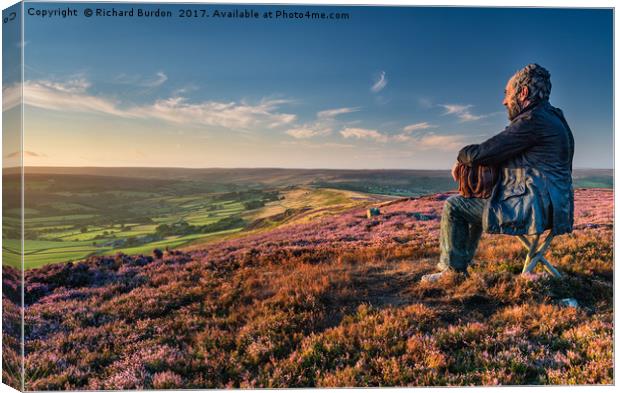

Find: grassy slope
[9,188,613,389]
[183,187,394,251]
[10,187,389,269]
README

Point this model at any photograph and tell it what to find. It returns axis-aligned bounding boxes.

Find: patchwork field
[3,177,374,269]
[3,168,611,269]
[2,187,613,389]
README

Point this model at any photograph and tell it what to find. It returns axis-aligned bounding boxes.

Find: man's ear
[518,86,529,102]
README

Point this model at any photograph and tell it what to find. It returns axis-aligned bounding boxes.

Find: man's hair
[511,63,552,103]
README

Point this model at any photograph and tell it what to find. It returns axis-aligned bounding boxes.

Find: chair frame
[516,231,562,277]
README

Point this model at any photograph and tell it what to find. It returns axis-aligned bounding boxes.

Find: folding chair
[516,230,562,277]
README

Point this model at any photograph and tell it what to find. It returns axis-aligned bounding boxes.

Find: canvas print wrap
[1,1,614,390]
[3,1,24,389]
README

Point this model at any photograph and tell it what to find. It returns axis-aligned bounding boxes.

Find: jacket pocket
[500,182,526,200]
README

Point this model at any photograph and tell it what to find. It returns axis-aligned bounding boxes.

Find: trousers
[437,194,487,272]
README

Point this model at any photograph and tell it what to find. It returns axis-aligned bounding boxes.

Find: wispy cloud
[340,127,389,143]
[286,106,359,139]
[441,104,470,116]
[22,80,126,116]
[416,133,469,151]
[37,78,92,93]
[129,96,297,129]
[440,104,486,122]
[3,78,92,112]
[317,107,360,119]
[403,122,438,133]
[286,126,331,139]
[390,132,470,151]
[114,71,168,88]
[339,126,467,151]
[2,83,22,112]
[173,84,199,96]
[371,71,388,93]
[8,79,297,131]
[333,119,471,152]
[148,72,168,87]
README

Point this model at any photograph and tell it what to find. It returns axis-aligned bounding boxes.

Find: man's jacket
[457,99,575,235]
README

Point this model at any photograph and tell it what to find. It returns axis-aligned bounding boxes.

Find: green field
[0,173,281,268]
[2,168,611,269]
[3,171,382,269]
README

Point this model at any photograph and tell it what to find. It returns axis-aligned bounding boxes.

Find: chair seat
[516,230,562,277]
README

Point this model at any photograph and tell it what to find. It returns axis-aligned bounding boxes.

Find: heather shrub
[9,189,612,389]
[151,371,184,389]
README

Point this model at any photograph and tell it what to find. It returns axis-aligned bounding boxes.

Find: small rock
[559,298,579,308]
[366,207,380,219]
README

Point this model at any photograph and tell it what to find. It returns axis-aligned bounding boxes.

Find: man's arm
[457,114,537,166]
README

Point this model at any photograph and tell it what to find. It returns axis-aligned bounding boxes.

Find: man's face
[502,77,523,121]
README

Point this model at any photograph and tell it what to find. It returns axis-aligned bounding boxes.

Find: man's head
[503,63,552,121]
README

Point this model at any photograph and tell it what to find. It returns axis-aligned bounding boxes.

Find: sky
[3,2,613,169]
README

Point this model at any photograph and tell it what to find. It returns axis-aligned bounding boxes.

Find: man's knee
[443,195,466,218]
[443,194,485,223]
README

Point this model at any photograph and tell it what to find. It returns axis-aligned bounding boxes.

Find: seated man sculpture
[422,63,575,282]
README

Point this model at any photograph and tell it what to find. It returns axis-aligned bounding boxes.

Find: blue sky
[7,2,613,169]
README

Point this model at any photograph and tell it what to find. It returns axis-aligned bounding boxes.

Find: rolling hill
[2,188,613,389]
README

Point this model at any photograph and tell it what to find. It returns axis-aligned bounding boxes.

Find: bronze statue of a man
[423,63,575,282]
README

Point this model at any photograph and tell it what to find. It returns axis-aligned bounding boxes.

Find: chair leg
[517,235,531,249]
[540,256,562,277]
[520,234,540,274]
[517,232,561,277]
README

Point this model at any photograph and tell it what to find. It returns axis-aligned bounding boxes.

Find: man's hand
[451,161,459,182]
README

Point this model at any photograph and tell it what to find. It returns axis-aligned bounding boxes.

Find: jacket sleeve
[457,114,537,166]
[554,107,575,172]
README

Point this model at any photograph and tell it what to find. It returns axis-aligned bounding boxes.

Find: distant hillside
[14,166,614,194]
[571,168,614,188]
[5,188,612,389]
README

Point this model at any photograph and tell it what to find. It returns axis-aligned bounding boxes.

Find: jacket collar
[515,99,549,118]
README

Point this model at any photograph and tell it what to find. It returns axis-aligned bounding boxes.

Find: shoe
[420,270,448,283]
